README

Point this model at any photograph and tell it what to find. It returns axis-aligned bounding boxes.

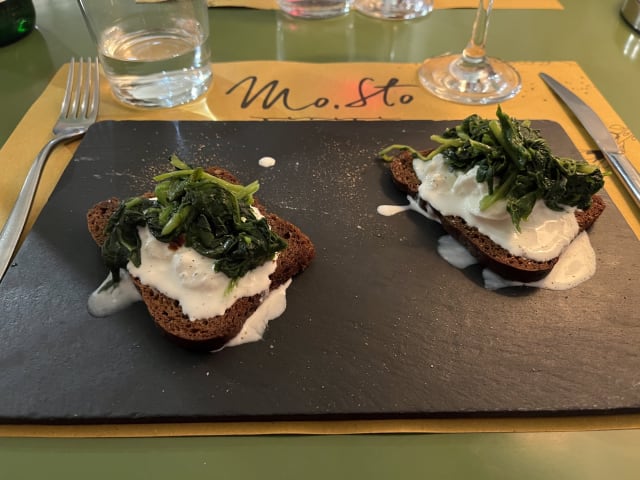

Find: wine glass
[417,0,521,104]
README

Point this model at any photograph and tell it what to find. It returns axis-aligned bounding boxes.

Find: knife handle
[604,151,640,210]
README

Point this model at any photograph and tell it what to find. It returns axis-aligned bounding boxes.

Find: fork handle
[0,129,86,283]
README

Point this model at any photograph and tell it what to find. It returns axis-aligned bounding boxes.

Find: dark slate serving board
[1,120,639,424]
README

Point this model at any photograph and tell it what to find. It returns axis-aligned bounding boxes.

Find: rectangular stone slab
[1,120,638,424]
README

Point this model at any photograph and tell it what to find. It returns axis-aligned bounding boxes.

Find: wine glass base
[418,53,521,105]
[354,0,433,20]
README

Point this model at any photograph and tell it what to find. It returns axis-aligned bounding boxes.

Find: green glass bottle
[0,0,35,46]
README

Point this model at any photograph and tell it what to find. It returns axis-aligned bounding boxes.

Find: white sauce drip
[222,279,291,349]
[377,204,410,216]
[88,269,142,317]
[419,231,596,291]
[258,156,276,168]
[481,232,596,290]
[378,195,438,222]
[437,235,477,269]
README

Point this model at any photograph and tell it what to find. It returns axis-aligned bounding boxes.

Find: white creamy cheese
[413,154,579,263]
[128,226,277,320]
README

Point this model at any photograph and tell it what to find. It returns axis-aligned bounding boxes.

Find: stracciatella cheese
[413,154,580,262]
[129,226,277,320]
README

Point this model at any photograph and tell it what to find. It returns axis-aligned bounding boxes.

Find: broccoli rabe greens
[380,107,606,231]
[101,155,287,286]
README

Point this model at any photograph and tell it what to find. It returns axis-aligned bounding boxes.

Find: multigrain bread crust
[87,167,315,351]
[390,149,606,283]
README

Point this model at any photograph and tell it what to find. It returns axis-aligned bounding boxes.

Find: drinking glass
[278,0,353,19]
[417,0,520,104]
[354,0,433,21]
[77,0,212,109]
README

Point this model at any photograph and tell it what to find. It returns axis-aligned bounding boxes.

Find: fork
[0,57,100,283]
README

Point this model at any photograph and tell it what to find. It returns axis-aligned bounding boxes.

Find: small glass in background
[276,11,355,60]
[278,0,353,19]
[77,0,212,109]
[354,0,433,21]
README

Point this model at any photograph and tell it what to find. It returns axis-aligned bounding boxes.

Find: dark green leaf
[100,157,287,285]
[380,107,607,230]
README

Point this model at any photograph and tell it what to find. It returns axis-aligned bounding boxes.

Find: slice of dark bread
[87,167,315,351]
[389,149,606,283]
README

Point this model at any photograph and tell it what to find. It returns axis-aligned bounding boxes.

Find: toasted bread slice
[87,167,315,351]
[389,150,606,283]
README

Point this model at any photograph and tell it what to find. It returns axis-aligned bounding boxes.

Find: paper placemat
[2,61,638,245]
[208,0,564,10]
[2,61,639,437]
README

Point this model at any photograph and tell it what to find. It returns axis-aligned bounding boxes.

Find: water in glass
[99,19,211,108]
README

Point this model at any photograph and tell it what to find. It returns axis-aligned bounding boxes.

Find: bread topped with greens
[87,157,315,351]
[381,107,606,284]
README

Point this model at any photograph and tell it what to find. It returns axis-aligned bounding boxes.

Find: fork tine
[59,58,76,118]
[69,58,83,119]
[78,58,91,120]
[89,57,100,121]
[63,57,100,122]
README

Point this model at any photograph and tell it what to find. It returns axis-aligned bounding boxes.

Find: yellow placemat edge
[1,413,639,438]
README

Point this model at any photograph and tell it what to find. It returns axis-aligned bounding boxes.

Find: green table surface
[2,0,640,478]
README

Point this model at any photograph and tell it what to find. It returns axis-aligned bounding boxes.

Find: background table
[1,0,640,478]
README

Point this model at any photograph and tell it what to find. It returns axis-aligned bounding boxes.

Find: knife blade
[539,72,640,210]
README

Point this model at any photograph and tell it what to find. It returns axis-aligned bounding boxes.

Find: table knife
[539,72,640,210]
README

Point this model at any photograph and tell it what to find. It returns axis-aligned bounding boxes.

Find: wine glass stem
[462,0,494,64]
